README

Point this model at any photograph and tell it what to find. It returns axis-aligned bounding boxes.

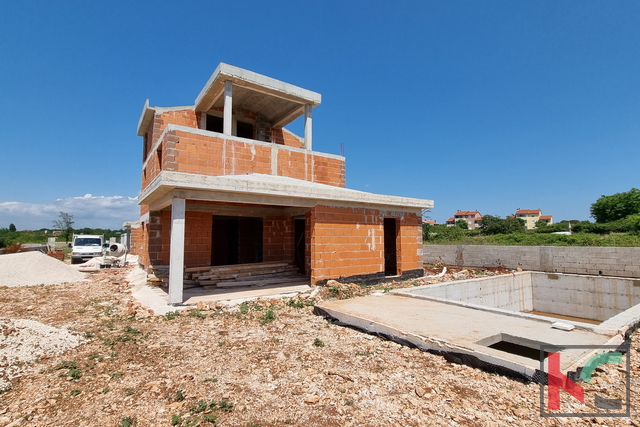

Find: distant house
[514,209,553,229]
[422,220,438,225]
[446,210,483,229]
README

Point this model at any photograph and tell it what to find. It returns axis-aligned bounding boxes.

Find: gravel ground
[0,318,86,392]
[0,265,637,426]
[0,252,86,287]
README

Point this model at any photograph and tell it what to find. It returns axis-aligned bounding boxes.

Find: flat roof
[194,63,322,127]
[139,171,433,212]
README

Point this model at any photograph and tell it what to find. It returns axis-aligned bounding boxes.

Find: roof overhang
[139,171,433,213]
[194,63,322,128]
[137,99,154,136]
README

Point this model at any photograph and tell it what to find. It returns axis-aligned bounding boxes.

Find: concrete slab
[316,293,625,381]
[128,265,312,314]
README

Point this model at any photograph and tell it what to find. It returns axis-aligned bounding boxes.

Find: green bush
[478,215,525,235]
[425,230,640,247]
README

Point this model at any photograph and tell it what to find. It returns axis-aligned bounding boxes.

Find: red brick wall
[183,211,213,267]
[310,205,384,283]
[309,206,423,284]
[137,203,421,279]
[141,128,345,190]
[142,201,302,269]
[397,212,422,274]
[271,128,304,148]
[139,108,346,193]
[263,216,294,262]
[172,130,272,176]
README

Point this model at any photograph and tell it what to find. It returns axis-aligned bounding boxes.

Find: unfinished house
[131,63,433,304]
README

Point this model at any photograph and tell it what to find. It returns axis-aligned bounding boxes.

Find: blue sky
[1,1,638,229]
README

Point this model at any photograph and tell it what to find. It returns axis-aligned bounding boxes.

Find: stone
[304,395,320,404]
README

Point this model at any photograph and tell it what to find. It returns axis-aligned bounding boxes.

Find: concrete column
[304,104,312,150]
[168,198,186,305]
[200,112,207,130]
[223,81,233,136]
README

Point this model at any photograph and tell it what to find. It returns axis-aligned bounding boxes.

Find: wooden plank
[216,276,309,288]
[186,261,291,274]
[229,271,300,282]
[185,266,217,273]
[196,266,297,281]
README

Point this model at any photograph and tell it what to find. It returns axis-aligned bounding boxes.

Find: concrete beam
[168,198,186,305]
[185,202,309,217]
[271,104,305,129]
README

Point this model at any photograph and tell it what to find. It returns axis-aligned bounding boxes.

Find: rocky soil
[0,265,638,426]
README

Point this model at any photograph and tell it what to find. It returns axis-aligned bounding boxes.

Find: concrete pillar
[47,237,56,251]
[304,104,312,150]
[223,81,233,136]
[168,198,186,305]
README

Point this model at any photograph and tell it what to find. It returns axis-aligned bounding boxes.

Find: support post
[168,198,186,305]
[304,104,312,150]
[223,81,233,136]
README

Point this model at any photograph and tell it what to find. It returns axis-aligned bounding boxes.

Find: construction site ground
[0,264,638,426]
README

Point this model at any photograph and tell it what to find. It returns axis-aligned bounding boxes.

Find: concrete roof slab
[194,63,321,126]
[139,171,434,212]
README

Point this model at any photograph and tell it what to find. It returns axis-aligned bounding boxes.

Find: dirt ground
[0,265,638,426]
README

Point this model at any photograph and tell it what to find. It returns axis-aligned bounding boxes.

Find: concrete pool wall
[393,272,640,333]
[317,271,640,381]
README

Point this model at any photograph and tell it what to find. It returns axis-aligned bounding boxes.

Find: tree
[590,188,640,223]
[478,214,526,235]
[53,212,74,242]
[8,223,16,232]
[455,219,469,229]
[534,220,548,230]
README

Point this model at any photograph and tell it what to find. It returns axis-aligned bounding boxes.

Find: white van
[70,234,104,264]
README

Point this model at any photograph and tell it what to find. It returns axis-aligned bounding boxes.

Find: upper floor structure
[136,63,345,202]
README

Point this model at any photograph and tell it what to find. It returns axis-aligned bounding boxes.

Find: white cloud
[0,195,139,230]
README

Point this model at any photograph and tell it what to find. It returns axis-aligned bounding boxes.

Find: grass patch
[119,417,136,427]
[313,338,325,347]
[188,310,207,319]
[54,360,78,370]
[175,389,186,402]
[259,309,276,324]
[164,311,181,321]
[123,326,142,335]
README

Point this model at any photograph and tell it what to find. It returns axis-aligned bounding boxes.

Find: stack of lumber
[147,265,200,289]
[185,261,306,289]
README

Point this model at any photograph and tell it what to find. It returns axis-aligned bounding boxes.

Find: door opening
[211,216,263,266]
[383,218,398,275]
[294,218,306,274]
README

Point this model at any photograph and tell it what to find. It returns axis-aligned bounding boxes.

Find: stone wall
[423,245,640,278]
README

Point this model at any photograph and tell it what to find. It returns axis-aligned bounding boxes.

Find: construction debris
[0,252,86,287]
